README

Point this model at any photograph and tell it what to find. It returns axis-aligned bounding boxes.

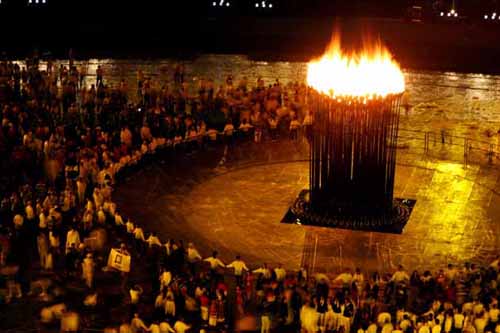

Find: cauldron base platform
[282,190,416,234]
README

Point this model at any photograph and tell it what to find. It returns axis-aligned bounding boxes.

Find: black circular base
[282,190,416,234]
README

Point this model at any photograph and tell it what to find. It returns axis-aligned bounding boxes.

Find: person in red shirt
[245,273,254,303]
[216,281,228,296]
[208,300,218,327]
[199,292,210,322]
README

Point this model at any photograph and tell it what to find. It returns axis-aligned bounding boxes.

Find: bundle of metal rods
[308,91,403,216]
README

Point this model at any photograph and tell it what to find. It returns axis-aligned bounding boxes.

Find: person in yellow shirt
[227,255,249,286]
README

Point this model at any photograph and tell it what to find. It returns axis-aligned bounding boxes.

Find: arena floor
[113,140,500,274]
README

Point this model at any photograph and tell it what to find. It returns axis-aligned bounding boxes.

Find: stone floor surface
[114,139,500,274]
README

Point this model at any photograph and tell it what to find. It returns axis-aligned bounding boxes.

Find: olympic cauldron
[283,36,415,233]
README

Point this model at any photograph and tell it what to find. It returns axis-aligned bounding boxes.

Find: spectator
[81,252,95,288]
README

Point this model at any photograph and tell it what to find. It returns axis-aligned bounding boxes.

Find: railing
[397,127,500,168]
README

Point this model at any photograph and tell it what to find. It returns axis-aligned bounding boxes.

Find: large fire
[307,35,405,98]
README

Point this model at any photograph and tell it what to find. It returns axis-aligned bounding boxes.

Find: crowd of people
[0,54,499,333]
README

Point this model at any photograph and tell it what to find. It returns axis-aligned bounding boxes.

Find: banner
[107,248,131,273]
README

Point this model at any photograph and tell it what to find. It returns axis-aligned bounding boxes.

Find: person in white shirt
[149,321,161,333]
[86,199,94,213]
[37,232,49,269]
[464,321,477,333]
[126,219,135,234]
[187,243,202,263]
[445,264,458,283]
[129,285,143,307]
[490,256,500,271]
[474,312,488,333]
[186,242,202,275]
[97,208,106,225]
[334,269,353,290]
[204,251,225,271]
[367,323,378,333]
[114,211,124,227]
[391,265,410,284]
[274,263,286,282]
[82,253,95,288]
[462,301,473,315]
[239,119,253,142]
[473,301,485,317]
[300,302,319,333]
[76,178,87,206]
[382,319,394,333]
[146,232,162,248]
[133,226,146,255]
[207,128,218,142]
[253,263,271,280]
[130,313,148,333]
[353,268,364,293]
[432,319,442,333]
[173,318,191,333]
[164,290,176,318]
[378,312,392,327]
[25,201,35,222]
[419,322,431,333]
[442,311,454,333]
[227,255,249,286]
[65,226,81,254]
[490,303,500,327]
[160,269,172,290]
[400,314,412,332]
[119,323,131,333]
[120,127,133,148]
[454,308,465,331]
[39,211,48,230]
[223,121,235,146]
[159,320,175,333]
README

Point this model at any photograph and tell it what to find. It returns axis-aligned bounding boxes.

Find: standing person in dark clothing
[342,297,355,333]
[260,293,275,333]
[96,65,103,86]
[172,240,185,272]
[174,64,184,85]
[65,243,78,278]
[316,278,329,301]
[317,296,328,332]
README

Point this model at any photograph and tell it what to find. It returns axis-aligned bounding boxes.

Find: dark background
[1,0,500,73]
[0,0,496,19]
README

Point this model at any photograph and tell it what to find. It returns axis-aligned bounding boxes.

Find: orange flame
[307,34,405,98]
